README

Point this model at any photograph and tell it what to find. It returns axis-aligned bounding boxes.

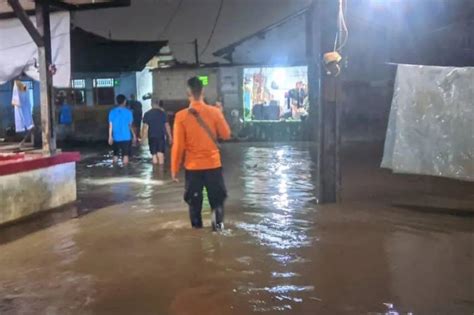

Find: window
[55,88,86,106]
[67,79,87,105]
[71,90,86,105]
[93,78,114,88]
[93,78,115,105]
[94,88,115,105]
[71,79,86,89]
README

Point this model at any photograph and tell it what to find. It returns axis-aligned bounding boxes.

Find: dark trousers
[184,168,227,228]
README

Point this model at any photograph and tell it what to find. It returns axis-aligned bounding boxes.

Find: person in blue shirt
[108,94,137,165]
[58,97,73,125]
[58,96,74,141]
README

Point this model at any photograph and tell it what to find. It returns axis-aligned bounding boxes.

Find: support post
[307,0,340,203]
[35,0,56,154]
[194,39,200,66]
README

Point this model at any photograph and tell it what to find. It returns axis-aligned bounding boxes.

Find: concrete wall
[218,67,241,111]
[0,162,77,224]
[70,105,113,142]
[115,72,137,99]
[73,72,138,106]
[419,19,474,66]
[153,68,219,104]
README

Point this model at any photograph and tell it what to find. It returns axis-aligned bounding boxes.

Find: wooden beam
[36,0,56,154]
[47,0,79,11]
[306,0,340,203]
[194,39,200,66]
[7,0,44,46]
[48,0,131,11]
[1,0,131,19]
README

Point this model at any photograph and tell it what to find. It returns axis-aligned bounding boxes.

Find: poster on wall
[242,66,308,122]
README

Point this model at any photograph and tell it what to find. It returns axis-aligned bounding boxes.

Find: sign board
[198,75,209,86]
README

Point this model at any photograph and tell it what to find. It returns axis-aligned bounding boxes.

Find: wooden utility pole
[306,0,340,203]
[7,0,56,154]
[36,0,56,154]
[194,38,200,66]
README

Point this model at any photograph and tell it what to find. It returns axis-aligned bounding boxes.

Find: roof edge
[213,7,309,58]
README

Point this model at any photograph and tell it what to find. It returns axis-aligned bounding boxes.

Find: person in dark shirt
[287,81,307,109]
[128,94,143,141]
[142,99,172,165]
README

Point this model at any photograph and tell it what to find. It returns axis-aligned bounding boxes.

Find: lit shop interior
[242,66,309,122]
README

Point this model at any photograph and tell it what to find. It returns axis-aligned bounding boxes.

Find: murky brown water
[0,143,473,314]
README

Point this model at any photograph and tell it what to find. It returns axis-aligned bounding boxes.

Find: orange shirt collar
[190,100,206,108]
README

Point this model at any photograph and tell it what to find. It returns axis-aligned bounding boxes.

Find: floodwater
[0,142,473,315]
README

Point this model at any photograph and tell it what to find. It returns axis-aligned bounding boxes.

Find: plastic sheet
[0,12,70,87]
[382,65,474,182]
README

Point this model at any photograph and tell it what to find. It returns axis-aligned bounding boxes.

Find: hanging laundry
[11,81,34,133]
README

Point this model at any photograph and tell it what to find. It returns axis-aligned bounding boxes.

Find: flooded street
[0,142,473,314]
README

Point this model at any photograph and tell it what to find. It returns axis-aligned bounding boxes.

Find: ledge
[0,152,81,176]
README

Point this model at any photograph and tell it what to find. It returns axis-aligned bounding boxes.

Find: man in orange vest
[171,77,231,231]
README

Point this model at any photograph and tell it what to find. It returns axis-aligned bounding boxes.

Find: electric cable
[334,0,349,52]
[158,0,185,39]
[200,0,225,56]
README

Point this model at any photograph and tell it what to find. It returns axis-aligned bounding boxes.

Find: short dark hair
[187,77,203,99]
[116,94,126,105]
[152,99,161,107]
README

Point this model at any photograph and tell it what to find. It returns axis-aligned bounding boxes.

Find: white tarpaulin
[11,81,34,132]
[0,11,70,87]
[382,65,474,182]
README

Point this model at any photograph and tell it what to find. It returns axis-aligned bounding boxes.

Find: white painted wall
[218,66,241,111]
[136,68,153,113]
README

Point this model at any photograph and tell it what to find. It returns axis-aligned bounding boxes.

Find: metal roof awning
[71,27,168,73]
[0,0,130,19]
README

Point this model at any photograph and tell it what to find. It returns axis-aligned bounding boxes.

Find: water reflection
[1,143,473,314]
[238,146,316,246]
[236,145,318,311]
[272,272,300,278]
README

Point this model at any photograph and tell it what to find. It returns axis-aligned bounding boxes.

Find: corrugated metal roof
[71,27,168,73]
